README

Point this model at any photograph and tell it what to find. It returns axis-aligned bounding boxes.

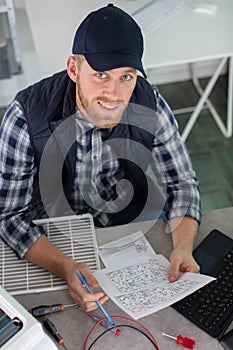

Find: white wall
[23,0,229,82]
[0,0,151,106]
[23,0,150,79]
[0,0,231,107]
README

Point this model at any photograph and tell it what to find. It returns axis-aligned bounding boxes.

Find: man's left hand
[168,247,200,282]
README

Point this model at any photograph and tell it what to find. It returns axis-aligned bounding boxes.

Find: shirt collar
[74,106,114,139]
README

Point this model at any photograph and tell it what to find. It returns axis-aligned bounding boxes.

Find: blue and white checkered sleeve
[0,101,44,259]
[151,88,201,224]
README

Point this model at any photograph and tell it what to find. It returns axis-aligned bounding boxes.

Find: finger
[180,264,187,272]
[78,265,99,289]
[98,294,109,305]
[69,288,105,309]
[85,273,99,289]
[182,262,200,273]
[85,291,107,302]
[81,293,109,312]
[75,278,107,303]
[168,260,181,282]
[84,294,109,312]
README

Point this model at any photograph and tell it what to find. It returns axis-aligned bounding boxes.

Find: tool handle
[42,317,64,345]
[176,335,196,349]
[30,304,64,317]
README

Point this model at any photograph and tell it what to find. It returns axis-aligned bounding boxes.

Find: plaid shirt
[0,91,201,259]
[71,110,127,226]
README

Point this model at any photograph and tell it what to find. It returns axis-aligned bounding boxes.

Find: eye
[121,74,132,81]
[96,72,107,79]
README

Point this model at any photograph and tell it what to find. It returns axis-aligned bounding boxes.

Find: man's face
[75,58,137,128]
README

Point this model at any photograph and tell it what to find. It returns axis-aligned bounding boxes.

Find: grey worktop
[16,207,233,350]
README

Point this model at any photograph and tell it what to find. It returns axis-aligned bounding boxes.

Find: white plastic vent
[0,214,100,295]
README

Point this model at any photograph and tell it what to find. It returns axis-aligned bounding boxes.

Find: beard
[76,77,128,129]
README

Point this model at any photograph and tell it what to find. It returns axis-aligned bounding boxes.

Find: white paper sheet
[98,230,157,267]
[95,236,216,319]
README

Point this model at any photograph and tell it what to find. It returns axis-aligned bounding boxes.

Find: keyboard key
[173,244,233,338]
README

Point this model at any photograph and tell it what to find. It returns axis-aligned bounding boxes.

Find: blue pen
[76,270,116,328]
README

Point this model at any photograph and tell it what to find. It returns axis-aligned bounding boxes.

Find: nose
[103,79,120,101]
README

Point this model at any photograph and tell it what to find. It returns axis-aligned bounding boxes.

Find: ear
[67,56,78,83]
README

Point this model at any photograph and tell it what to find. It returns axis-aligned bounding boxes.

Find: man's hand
[25,235,108,311]
[168,216,200,282]
[65,261,109,311]
[169,247,200,282]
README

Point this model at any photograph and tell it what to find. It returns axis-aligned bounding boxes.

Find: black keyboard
[173,231,233,339]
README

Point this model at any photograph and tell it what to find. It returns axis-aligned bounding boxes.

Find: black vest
[15,70,163,224]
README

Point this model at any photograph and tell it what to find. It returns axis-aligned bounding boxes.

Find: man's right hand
[25,235,108,311]
[65,261,109,311]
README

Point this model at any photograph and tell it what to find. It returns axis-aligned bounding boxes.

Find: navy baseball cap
[72,3,147,78]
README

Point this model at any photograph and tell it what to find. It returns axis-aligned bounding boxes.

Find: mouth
[84,100,126,128]
[98,101,119,111]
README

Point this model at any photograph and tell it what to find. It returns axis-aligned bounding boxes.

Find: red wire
[83,318,103,349]
[113,316,160,349]
[83,315,161,350]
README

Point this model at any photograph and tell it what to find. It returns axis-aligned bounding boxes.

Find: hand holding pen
[65,262,109,312]
[76,270,116,328]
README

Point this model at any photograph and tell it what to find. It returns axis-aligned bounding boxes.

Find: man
[0,4,201,312]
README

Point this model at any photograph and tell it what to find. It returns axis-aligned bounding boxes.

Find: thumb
[168,260,180,282]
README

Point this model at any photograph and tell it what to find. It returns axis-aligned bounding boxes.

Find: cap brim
[84,52,147,79]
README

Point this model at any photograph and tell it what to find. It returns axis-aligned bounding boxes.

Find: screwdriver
[162,332,196,349]
[30,303,77,318]
[42,317,68,349]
